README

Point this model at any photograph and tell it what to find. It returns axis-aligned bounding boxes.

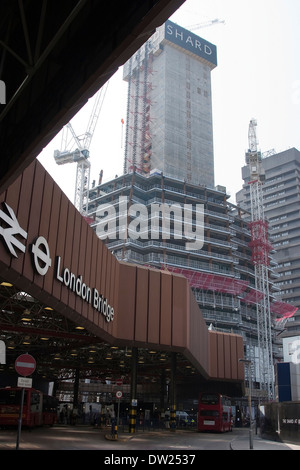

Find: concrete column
[160,369,166,413]
[72,368,80,425]
[129,347,138,433]
[170,352,177,430]
[73,368,79,408]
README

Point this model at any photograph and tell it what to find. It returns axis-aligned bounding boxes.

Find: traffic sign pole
[117,399,120,438]
[15,353,36,450]
[16,388,25,451]
[115,390,123,439]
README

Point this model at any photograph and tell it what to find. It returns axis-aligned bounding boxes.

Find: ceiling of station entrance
[0,279,198,385]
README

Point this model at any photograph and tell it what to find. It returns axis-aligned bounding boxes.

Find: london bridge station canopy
[0,159,244,395]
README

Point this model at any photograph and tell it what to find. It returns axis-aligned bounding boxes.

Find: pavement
[229,428,300,450]
[108,426,300,451]
[1,424,300,451]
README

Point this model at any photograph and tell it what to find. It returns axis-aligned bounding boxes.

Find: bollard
[129,407,136,433]
[170,405,176,431]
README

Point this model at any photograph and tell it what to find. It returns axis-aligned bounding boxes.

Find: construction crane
[246,119,274,401]
[188,18,225,31]
[54,82,109,214]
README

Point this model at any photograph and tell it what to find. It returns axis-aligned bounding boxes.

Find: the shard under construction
[123,20,217,188]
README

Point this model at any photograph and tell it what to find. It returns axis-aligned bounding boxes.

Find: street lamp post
[239,358,253,450]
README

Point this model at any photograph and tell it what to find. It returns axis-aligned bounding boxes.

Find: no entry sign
[15,354,36,377]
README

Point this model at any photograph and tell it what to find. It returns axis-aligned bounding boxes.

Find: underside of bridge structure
[0,0,185,193]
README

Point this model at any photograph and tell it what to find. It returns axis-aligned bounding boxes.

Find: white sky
[38,0,300,204]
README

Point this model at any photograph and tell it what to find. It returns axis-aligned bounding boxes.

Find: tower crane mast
[246,119,274,401]
[188,18,225,31]
[54,82,109,214]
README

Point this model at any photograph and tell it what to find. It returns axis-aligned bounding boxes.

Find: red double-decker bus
[0,387,58,428]
[198,392,232,432]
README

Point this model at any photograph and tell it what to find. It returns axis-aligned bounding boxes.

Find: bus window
[200,410,219,417]
[199,394,219,405]
[0,388,25,405]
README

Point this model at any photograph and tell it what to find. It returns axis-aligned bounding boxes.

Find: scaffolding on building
[123,42,154,175]
[166,264,295,318]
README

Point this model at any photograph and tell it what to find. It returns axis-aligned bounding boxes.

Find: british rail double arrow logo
[0,202,27,257]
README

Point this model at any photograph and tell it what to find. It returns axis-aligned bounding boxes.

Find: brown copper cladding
[0,160,244,382]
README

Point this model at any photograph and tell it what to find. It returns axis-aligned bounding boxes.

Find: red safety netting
[271,301,298,319]
[164,267,299,320]
[241,288,265,305]
[163,267,298,321]
[83,215,94,225]
[166,266,249,295]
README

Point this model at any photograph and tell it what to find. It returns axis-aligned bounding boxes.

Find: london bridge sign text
[0,202,114,323]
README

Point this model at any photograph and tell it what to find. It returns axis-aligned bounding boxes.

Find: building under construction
[87,170,289,399]
[123,20,217,187]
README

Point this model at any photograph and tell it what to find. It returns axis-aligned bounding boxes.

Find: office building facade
[236,148,300,338]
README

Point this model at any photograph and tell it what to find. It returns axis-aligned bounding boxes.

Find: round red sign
[15,354,36,377]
